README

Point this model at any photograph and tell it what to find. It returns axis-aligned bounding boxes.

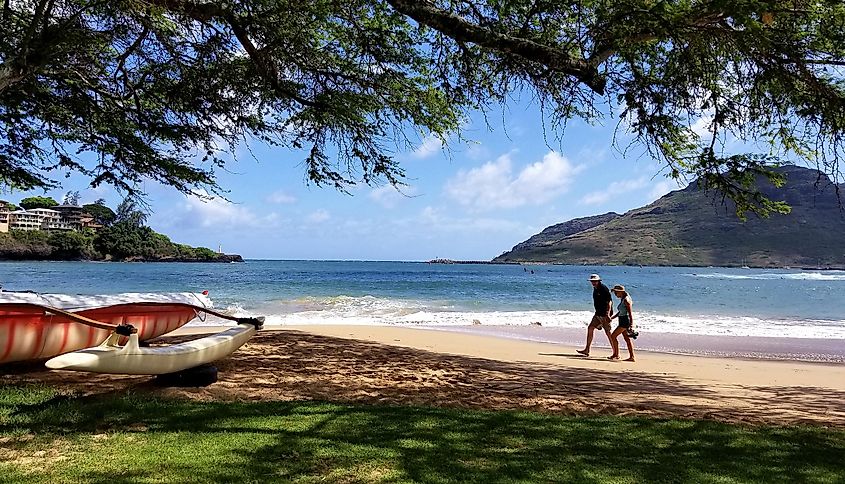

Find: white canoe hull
[45,323,257,375]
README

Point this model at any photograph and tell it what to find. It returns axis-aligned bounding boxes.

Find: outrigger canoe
[0,292,213,364]
[46,319,263,375]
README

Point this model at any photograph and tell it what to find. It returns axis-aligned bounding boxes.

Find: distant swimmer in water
[608,284,636,362]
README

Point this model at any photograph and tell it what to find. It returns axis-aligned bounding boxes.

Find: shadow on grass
[3,331,845,427]
[1,391,844,483]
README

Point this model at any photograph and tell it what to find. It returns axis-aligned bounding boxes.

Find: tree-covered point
[2,1,843,217]
[0,198,231,261]
[0,225,231,262]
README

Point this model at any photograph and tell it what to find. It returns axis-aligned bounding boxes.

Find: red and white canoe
[0,292,212,364]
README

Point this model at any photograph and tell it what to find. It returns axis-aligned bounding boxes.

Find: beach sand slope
[3,326,843,427]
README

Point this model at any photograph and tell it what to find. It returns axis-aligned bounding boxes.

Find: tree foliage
[82,200,116,226]
[2,1,844,216]
[92,222,219,260]
[0,197,219,260]
[48,229,96,259]
[114,197,148,227]
[19,196,57,210]
[62,190,80,206]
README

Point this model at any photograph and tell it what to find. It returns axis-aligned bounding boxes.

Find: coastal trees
[92,221,217,260]
[0,196,216,260]
[19,196,58,210]
[1,1,844,216]
[48,229,96,259]
[62,191,80,206]
[82,200,117,226]
[114,198,148,227]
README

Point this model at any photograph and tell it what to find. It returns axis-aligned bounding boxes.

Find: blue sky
[9,98,685,261]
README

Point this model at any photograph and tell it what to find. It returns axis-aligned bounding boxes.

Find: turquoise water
[1,260,843,339]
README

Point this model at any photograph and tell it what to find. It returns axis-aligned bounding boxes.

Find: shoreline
[169,324,845,390]
[4,259,845,269]
[0,256,244,263]
[180,322,845,364]
[420,324,845,363]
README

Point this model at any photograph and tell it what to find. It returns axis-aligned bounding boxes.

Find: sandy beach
[3,325,844,428]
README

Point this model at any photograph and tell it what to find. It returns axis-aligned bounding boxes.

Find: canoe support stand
[155,364,218,387]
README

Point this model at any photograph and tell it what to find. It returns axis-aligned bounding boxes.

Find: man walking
[577,274,613,357]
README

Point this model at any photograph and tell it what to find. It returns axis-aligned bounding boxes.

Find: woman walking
[608,285,636,362]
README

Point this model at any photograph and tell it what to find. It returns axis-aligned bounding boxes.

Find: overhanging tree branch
[143,0,320,108]
[1,0,843,218]
[385,0,606,95]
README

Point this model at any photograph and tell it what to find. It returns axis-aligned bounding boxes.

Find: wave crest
[188,294,845,339]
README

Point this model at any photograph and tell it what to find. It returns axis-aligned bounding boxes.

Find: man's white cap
[588,274,601,281]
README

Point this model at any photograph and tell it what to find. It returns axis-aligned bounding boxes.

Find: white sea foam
[687,271,845,281]
[187,294,845,340]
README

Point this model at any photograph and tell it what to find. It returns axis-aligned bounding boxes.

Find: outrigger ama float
[0,291,262,375]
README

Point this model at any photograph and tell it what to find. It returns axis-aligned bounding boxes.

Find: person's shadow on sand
[538,352,610,360]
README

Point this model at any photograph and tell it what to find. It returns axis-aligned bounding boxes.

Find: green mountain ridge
[494,166,845,269]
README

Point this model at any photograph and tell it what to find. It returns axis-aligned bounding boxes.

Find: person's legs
[578,316,600,355]
[608,326,624,359]
[578,326,595,355]
[603,322,614,350]
[622,332,635,361]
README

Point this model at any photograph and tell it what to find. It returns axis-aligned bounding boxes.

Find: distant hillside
[506,212,620,255]
[494,165,845,269]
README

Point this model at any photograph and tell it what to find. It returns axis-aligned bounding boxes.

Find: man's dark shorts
[589,314,611,331]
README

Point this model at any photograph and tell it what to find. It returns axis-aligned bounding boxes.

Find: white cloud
[182,195,259,228]
[648,179,680,201]
[465,142,490,161]
[504,123,526,138]
[307,209,330,223]
[411,135,443,159]
[265,190,297,204]
[580,177,649,206]
[580,191,612,206]
[86,185,109,195]
[417,206,526,233]
[575,146,608,167]
[445,151,583,211]
[368,185,418,209]
[690,115,714,139]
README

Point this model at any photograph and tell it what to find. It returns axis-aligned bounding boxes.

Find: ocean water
[1,260,843,342]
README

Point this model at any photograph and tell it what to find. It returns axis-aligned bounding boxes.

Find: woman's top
[617,295,632,318]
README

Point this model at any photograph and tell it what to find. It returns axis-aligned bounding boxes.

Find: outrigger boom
[31,301,264,375]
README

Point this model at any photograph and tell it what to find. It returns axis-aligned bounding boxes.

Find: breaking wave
[189,294,845,340]
[687,271,845,281]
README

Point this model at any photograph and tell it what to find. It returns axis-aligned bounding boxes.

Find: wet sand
[420,325,845,363]
[3,325,844,428]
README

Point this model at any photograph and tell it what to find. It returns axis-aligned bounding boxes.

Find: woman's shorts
[617,315,631,329]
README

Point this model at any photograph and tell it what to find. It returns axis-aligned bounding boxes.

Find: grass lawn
[1,385,843,483]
